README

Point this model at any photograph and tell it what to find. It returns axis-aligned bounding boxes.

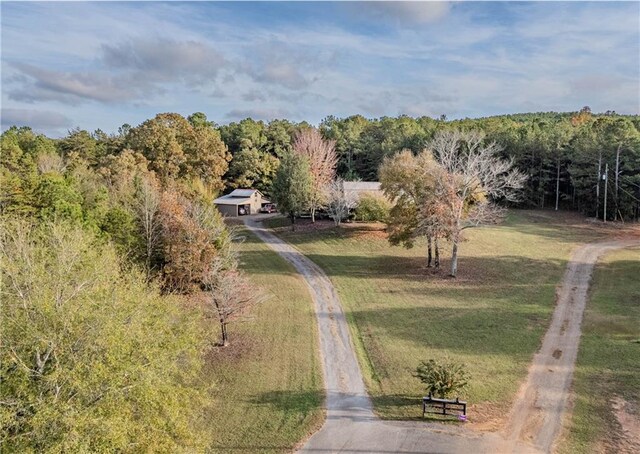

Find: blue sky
[1,1,639,136]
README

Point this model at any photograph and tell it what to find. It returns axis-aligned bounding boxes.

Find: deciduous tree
[0,220,209,452]
[293,128,337,222]
[272,152,312,230]
[429,130,526,277]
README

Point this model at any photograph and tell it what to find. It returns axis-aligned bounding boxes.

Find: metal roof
[228,189,261,197]
[213,195,253,206]
[343,182,381,191]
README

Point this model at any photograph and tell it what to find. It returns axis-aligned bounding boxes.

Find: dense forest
[1,107,639,448]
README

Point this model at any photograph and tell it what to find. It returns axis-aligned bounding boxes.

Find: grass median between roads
[560,247,640,453]
[204,227,323,453]
[268,211,609,427]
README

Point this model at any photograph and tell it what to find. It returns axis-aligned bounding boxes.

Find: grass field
[267,210,611,427]
[559,247,640,453]
[203,227,324,453]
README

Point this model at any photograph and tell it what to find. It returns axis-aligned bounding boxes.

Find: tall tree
[292,128,337,222]
[429,130,526,277]
[380,149,446,267]
[272,153,312,230]
[127,113,229,191]
[0,220,209,452]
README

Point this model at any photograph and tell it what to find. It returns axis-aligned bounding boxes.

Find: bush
[414,358,470,398]
[354,193,390,222]
[0,220,210,452]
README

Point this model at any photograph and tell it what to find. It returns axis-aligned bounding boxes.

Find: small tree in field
[205,265,266,346]
[414,358,469,398]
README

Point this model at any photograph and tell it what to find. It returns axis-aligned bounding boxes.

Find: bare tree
[133,176,162,278]
[429,130,527,277]
[37,153,66,174]
[293,128,338,222]
[326,178,357,226]
[205,263,266,346]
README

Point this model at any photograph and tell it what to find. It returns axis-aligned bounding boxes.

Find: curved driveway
[244,217,638,453]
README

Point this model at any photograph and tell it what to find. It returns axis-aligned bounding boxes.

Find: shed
[213,189,270,217]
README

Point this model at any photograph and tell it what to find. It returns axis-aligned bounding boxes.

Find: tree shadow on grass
[248,389,324,415]
[238,251,566,286]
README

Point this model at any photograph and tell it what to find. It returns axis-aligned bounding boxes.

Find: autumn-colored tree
[204,264,266,346]
[380,149,447,267]
[293,128,337,222]
[158,188,231,292]
[428,130,526,277]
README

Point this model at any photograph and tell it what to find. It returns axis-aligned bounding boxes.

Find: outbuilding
[213,189,270,217]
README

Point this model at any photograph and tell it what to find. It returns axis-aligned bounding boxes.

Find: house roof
[228,188,262,198]
[213,195,253,206]
[213,188,270,206]
[343,181,381,192]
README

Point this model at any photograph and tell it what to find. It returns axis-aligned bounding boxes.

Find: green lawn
[269,211,607,426]
[204,228,324,453]
[559,247,640,453]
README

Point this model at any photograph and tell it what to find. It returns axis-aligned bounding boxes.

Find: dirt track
[503,238,640,452]
[245,217,639,453]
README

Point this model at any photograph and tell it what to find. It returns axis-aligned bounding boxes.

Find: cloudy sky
[1,1,639,136]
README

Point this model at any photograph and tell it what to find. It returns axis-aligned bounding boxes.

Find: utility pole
[555,157,560,211]
[615,145,621,220]
[596,153,602,218]
[603,163,608,223]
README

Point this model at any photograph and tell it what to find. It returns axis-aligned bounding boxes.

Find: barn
[213,189,270,217]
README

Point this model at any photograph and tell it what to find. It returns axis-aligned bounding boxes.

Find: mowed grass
[270,211,608,426]
[560,247,640,453]
[204,228,324,453]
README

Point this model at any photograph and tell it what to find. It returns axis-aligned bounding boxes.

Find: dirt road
[245,217,638,453]
[503,238,640,453]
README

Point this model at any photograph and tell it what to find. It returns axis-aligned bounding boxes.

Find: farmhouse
[213,189,270,217]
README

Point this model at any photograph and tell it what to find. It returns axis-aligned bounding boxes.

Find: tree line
[5,107,638,221]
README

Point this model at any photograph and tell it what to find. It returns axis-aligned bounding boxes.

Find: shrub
[354,193,390,222]
[414,358,470,398]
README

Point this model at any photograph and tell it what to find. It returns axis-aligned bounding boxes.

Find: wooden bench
[422,394,467,417]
